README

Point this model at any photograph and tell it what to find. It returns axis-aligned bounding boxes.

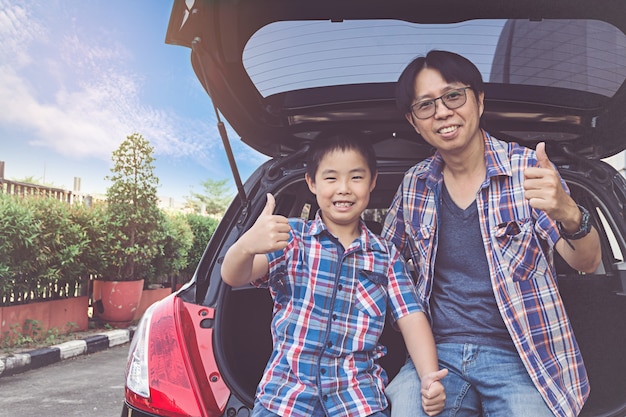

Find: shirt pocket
[354,270,388,317]
[268,266,291,305]
[493,219,549,282]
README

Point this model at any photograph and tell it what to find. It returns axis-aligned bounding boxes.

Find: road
[0,344,129,417]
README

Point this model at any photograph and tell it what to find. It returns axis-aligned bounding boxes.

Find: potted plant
[93,133,161,327]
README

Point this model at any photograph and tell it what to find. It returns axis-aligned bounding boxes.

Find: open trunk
[216,166,626,417]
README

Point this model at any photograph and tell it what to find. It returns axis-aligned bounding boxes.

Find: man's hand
[421,368,448,416]
[524,142,579,225]
[240,193,290,255]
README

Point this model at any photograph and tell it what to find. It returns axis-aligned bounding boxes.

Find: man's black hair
[396,50,485,115]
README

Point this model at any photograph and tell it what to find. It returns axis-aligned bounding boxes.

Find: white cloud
[0,1,219,164]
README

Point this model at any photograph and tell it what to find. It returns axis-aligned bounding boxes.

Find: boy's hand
[241,193,290,254]
[421,368,448,416]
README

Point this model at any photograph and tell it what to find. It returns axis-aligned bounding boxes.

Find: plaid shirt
[382,132,589,417]
[253,212,422,417]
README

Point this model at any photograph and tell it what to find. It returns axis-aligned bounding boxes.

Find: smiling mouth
[334,201,354,208]
[438,125,458,134]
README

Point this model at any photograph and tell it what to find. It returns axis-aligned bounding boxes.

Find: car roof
[165,0,626,162]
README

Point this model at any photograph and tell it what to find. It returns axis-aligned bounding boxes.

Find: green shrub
[151,212,194,285]
[181,214,218,279]
[28,197,90,299]
[0,194,96,305]
[0,194,42,305]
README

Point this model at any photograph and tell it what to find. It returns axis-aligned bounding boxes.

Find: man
[383,50,601,417]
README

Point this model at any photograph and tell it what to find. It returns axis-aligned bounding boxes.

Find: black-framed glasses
[410,87,471,120]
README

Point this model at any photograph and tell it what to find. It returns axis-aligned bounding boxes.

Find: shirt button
[320,368,326,375]
[337,284,343,291]
[323,395,328,401]
[327,341,333,348]
[332,314,337,320]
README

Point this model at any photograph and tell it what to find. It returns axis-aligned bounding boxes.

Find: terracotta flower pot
[93,279,144,328]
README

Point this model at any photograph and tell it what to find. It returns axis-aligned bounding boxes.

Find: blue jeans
[251,399,390,417]
[386,343,554,417]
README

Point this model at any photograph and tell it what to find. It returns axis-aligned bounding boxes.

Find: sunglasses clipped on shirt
[410,87,471,119]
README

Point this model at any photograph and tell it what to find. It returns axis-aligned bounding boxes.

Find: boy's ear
[369,171,378,192]
[305,173,316,194]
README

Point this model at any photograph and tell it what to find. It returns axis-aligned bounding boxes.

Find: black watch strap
[558,204,591,242]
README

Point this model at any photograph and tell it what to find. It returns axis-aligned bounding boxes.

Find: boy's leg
[385,358,426,417]
[386,344,482,417]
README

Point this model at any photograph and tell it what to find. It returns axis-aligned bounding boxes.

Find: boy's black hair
[396,50,485,115]
[305,132,377,182]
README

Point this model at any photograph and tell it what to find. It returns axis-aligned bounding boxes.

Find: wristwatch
[558,204,592,240]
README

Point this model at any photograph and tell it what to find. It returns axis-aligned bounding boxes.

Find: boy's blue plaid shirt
[253,213,422,417]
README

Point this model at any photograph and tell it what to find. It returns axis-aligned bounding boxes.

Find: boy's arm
[221,194,290,287]
[396,312,447,416]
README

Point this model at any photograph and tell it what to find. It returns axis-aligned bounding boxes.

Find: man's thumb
[536,142,552,169]
[262,193,276,215]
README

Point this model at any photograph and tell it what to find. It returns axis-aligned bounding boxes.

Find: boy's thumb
[262,193,276,215]
[425,368,449,390]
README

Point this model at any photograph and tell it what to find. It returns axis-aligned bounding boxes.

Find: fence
[0,178,73,203]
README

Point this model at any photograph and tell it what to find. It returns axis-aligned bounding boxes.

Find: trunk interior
[219,170,626,416]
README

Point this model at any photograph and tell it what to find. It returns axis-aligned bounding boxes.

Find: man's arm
[524,142,601,273]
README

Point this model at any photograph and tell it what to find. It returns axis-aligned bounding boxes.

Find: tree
[185,178,233,216]
[100,133,161,281]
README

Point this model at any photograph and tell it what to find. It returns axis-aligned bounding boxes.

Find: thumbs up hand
[524,142,577,222]
[240,193,290,254]
[421,368,448,416]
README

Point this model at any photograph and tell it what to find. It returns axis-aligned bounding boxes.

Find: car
[122,1,626,416]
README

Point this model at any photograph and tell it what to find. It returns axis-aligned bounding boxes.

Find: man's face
[407,68,484,155]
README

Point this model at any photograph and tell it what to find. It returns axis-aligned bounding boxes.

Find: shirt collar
[306,210,388,253]
[483,131,513,179]
[420,130,512,189]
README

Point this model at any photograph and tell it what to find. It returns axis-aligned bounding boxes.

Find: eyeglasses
[410,87,471,120]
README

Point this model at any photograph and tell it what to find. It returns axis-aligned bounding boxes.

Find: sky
[0,0,268,204]
[2,3,624,206]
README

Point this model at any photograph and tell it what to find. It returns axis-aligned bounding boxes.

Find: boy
[221,133,447,417]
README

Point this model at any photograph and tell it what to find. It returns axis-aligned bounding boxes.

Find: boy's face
[305,147,377,234]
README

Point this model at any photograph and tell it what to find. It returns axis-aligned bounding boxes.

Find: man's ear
[305,173,316,194]
[405,112,420,135]
[477,91,485,118]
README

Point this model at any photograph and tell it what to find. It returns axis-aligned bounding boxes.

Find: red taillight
[125,295,230,416]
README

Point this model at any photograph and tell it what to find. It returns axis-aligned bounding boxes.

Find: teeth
[439,126,457,134]
[334,202,353,207]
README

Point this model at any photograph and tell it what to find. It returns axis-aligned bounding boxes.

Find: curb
[0,327,135,378]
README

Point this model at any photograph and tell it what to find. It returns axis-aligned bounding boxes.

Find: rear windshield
[243,19,626,98]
